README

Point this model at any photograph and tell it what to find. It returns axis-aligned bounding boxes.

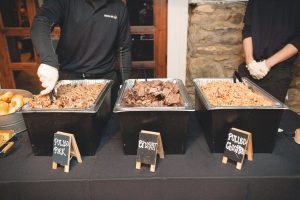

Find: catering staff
[239,0,300,102]
[30,0,132,106]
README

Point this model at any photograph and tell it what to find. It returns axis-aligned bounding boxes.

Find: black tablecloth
[0,110,300,200]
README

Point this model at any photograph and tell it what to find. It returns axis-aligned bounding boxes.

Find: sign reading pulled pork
[52,132,71,166]
[52,131,82,173]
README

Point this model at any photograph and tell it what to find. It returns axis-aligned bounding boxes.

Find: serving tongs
[133,66,148,86]
[233,70,244,84]
[39,83,57,103]
[49,88,57,103]
[232,70,257,92]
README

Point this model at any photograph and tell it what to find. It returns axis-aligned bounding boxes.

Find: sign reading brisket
[122,80,183,107]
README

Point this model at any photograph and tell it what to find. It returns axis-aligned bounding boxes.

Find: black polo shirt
[242,0,300,67]
[31,0,131,77]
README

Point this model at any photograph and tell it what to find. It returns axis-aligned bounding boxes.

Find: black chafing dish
[20,79,113,156]
[113,78,194,155]
[193,77,288,153]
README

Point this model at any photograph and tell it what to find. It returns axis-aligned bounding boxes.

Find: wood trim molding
[0,10,14,88]
[132,61,155,69]
[154,0,167,78]
[7,63,39,70]
[130,26,154,34]
[27,0,36,25]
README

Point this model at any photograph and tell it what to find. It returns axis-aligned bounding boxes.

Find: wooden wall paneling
[27,0,39,63]
[132,61,155,69]
[0,12,5,87]
[0,10,15,88]
[0,34,14,88]
[27,0,37,25]
[0,0,40,88]
[130,26,154,34]
[1,28,30,35]
[9,63,38,70]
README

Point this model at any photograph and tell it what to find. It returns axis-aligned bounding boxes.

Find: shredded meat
[122,80,183,107]
[200,81,274,107]
[28,95,51,109]
[28,83,104,109]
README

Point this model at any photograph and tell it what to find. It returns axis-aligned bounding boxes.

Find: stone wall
[287,57,300,113]
[186,2,300,113]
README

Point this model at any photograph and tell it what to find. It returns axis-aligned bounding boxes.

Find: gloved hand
[37,64,59,95]
[246,60,262,79]
[256,60,270,78]
[246,60,266,80]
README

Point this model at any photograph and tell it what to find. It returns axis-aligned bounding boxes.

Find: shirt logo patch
[104,14,118,20]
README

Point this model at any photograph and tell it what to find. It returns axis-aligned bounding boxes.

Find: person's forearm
[265,44,298,68]
[243,37,254,64]
[120,47,132,82]
[30,16,59,68]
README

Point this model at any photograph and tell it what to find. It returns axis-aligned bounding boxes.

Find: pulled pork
[200,81,274,107]
[28,83,104,109]
[122,80,183,107]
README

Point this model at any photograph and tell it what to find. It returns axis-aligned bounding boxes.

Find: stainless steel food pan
[193,77,288,153]
[21,79,113,113]
[20,79,113,156]
[193,77,288,110]
[113,78,194,155]
[114,78,194,112]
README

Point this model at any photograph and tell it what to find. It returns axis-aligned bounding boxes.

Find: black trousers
[59,70,121,110]
[238,63,293,103]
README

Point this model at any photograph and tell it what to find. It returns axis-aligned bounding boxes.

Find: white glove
[37,64,59,95]
[256,60,270,78]
[246,60,266,80]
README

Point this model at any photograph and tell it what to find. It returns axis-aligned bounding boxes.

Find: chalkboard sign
[52,131,82,173]
[222,128,253,170]
[136,130,164,172]
[0,130,14,148]
[52,132,71,166]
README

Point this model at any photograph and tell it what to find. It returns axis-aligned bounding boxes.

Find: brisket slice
[123,80,183,107]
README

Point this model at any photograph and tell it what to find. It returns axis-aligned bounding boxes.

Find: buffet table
[0,110,300,200]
